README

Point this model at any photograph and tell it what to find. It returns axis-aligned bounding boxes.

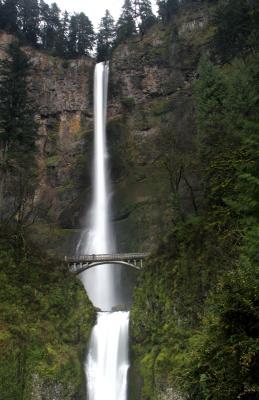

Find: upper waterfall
[76,62,118,311]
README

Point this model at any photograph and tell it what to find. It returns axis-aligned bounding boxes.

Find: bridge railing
[65,253,149,263]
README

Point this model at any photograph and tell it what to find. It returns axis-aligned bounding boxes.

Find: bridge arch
[74,260,141,275]
[66,252,148,275]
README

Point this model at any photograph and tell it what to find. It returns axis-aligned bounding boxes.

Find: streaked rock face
[0,3,207,254]
[0,33,95,252]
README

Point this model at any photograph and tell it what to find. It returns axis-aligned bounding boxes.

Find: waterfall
[77,62,116,311]
[87,312,130,400]
[77,62,130,400]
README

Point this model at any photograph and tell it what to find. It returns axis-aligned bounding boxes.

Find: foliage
[67,12,95,58]
[0,42,38,225]
[0,0,158,59]
[212,0,259,62]
[0,0,95,58]
[96,10,115,62]
[107,116,133,181]
[131,20,259,400]
[133,0,156,33]
[182,261,259,400]
[157,0,179,23]
[116,0,136,44]
[0,228,95,399]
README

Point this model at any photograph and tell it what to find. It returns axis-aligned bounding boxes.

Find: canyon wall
[0,3,207,254]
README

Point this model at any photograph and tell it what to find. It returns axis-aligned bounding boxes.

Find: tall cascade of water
[77,62,130,400]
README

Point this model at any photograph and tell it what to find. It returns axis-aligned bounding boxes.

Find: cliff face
[108,4,208,251]
[0,4,207,254]
[28,44,94,254]
[0,31,95,253]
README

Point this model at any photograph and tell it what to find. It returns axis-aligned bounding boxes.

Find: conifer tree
[18,0,40,46]
[39,0,51,49]
[39,1,61,52]
[47,2,61,52]
[195,55,229,208]
[68,14,78,57]
[157,0,179,22]
[1,0,19,33]
[213,0,259,61]
[0,42,38,223]
[138,0,156,32]
[68,13,95,57]
[133,0,156,33]
[0,0,96,58]
[116,0,136,44]
[55,10,69,57]
[96,10,115,62]
[0,1,4,28]
[77,13,95,56]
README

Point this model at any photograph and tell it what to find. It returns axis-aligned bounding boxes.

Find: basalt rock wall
[0,2,208,255]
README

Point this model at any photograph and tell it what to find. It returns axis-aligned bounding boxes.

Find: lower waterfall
[86,312,130,400]
[77,62,130,400]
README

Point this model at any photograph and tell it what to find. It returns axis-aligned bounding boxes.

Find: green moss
[121,96,136,111]
[150,98,173,116]
[46,155,60,166]
[0,229,95,399]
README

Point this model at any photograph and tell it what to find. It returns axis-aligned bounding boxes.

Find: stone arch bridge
[65,253,149,275]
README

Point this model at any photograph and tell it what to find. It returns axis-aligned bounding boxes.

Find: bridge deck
[65,253,148,263]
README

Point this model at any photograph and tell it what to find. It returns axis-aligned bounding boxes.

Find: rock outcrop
[0,2,208,254]
[108,5,208,251]
[0,31,95,253]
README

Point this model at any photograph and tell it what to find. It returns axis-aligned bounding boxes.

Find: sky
[46,0,158,30]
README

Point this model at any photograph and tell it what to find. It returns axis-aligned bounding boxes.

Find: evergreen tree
[213,0,259,61]
[39,0,50,49]
[133,0,156,33]
[0,1,4,29]
[77,12,95,56]
[55,10,69,57]
[116,0,136,44]
[68,14,78,57]
[47,2,61,52]
[0,42,38,223]
[39,1,61,52]
[1,0,19,33]
[157,0,179,22]
[96,10,115,62]
[0,0,96,57]
[18,0,40,46]
[195,56,239,212]
[68,13,95,57]
[138,0,156,32]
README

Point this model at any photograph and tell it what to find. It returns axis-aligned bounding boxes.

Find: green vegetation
[0,228,95,399]
[116,0,136,45]
[0,0,157,61]
[0,0,95,58]
[96,10,116,62]
[130,2,259,400]
[0,42,38,225]
[0,41,95,399]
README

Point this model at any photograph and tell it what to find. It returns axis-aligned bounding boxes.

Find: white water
[77,62,130,400]
[87,312,130,400]
[77,62,116,311]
